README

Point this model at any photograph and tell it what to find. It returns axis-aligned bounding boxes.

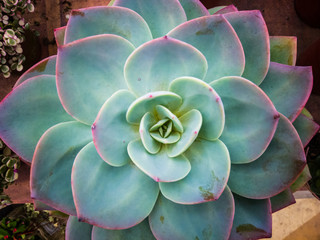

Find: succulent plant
[0,139,20,208]
[0,0,319,239]
[0,0,35,78]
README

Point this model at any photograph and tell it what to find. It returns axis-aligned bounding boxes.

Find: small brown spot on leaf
[273,114,280,119]
[160,216,164,224]
[196,28,214,36]
[72,10,85,17]
[199,186,214,200]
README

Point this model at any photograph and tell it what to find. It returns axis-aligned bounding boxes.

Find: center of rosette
[147,105,183,145]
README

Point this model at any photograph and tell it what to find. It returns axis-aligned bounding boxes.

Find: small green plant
[0,203,67,240]
[0,0,35,79]
[0,139,20,208]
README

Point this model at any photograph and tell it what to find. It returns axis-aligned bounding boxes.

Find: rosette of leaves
[0,0,35,78]
[0,1,319,239]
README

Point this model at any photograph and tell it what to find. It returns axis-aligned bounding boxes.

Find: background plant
[0,139,20,209]
[0,0,35,79]
[0,203,67,240]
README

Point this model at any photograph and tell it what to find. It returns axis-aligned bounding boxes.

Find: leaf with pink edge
[54,26,66,47]
[260,62,313,121]
[224,10,270,85]
[14,55,57,87]
[167,109,202,157]
[270,189,295,213]
[270,36,297,66]
[91,219,156,240]
[178,0,209,20]
[72,142,159,229]
[149,187,234,240]
[31,121,92,216]
[229,194,272,240]
[127,139,191,182]
[64,7,152,47]
[66,216,92,240]
[209,5,238,14]
[124,36,208,96]
[210,76,279,164]
[0,76,74,163]
[160,139,230,204]
[228,114,306,199]
[92,90,139,167]
[168,14,245,83]
[293,113,319,147]
[33,200,56,211]
[57,34,134,125]
[113,0,186,38]
[126,91,182,124]
[169,77,224,140]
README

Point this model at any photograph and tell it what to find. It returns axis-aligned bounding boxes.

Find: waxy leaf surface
[167,109,202,157]
[149,187,234,240]
[31,121,92,215]
[169,77,224,140]
[168,14,245,82]
[57,34,134,125]
[72,142,159,229]
[229,194,271,240]
[293,113,319,147]
[211,76,279,164]
[178,0,209,20]
[54,26,66,47]
[0,76,74,162]
[65,6,152,47]
[128,139,191,182]
[124,36,207,96]
[228,114,306,199]
[14,55,57,87]
[113,0,186,38]
[126,91,182,124]
[93,90,139,166]
[260,62,313,121]
[66,216,92,240]
[140,112,161,154]
[92,219,155,240]
[160,139,230,204]
[224,11,270,85]
[270,36,297,66]
[270,189,295,213]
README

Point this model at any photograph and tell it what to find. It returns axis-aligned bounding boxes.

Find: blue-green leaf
[160,139,230,204]
[149,187,234,240]
[64,6,152,47]
[72,142,159,229]
[113,0,186,38]
[124,36,208,96]
[228,114,306,199]
[127,139,191,182]
[57,34,134,125]
[168,15,245,82]
[66,216,93,240]
[210,76,279,164]
[224,10,270,85]
[92,219,156,240]
[0,76,74,163]
[93,90,139,166]
[260,62,313,121]
[229,194,272,240]
[31,121,92,215]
